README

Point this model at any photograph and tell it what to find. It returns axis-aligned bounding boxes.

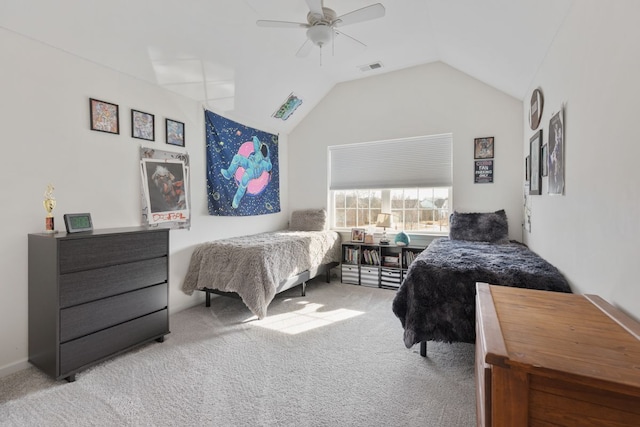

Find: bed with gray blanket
[392,210,571,356]
[182,209,340,319]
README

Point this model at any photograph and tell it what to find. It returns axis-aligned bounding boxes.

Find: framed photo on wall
[541,144,548,177]
[166,118,185,147]
[474,137,494,159]
[548,109,565,195]
[131,109,155,141]
[529,130,542,195]
[90,98,119,134]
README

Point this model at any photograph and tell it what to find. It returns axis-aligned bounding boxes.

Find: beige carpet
[0,277,476,426]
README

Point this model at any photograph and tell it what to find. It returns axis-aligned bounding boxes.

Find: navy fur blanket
[392,238,571,348]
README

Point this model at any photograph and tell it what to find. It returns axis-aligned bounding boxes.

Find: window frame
[330,186,452,236]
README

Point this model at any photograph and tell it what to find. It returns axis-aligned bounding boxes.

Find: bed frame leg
[205,290,211,307]
[420,341,427,357]
[301,282,306,297]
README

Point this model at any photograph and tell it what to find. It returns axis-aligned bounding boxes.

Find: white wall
[289,62,524,242]
[523,1,640,319]
[0,28,288,376]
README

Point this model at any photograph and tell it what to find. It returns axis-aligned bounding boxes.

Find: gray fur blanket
[182,230,341,319]
[392,238,571,348]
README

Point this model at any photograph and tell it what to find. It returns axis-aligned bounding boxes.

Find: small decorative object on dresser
[43,184,57,233]
[63,213,93,233]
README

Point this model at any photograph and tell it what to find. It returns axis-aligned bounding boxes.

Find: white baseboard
[0,359,30,379]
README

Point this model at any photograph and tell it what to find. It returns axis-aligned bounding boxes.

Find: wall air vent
[358,62,383,72]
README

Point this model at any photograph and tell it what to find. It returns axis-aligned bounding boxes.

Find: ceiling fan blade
[334,30,366,47]
[306,0,324,18]
[295,39,314,57]
[256,20,309,29]
[334,3,385,27]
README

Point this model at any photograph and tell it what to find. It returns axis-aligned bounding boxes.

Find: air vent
[358,62,383,72]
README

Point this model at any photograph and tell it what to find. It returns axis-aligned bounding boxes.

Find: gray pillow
[449,209,509,243]
[289,209,328,231]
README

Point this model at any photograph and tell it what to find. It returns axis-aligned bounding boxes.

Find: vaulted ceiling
[1,0,573,134]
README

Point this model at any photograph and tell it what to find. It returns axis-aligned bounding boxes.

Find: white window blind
[329,133,453,190]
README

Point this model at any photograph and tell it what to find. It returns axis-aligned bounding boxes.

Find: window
[329,133,453,234]
[332,187,451,233]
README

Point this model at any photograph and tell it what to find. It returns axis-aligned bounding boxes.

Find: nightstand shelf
[340,242,424,289]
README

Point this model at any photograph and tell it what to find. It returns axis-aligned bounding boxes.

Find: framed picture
[529,130,542,195]
[364,234,374,244]
[90,98,119,134]
[474,137,494,159]
[351,228,365,243]
[166,118,185,147]
[541,144,548,177]
[525,155,530,182]
[548,109,565,195]
[474,159,494,183]
[131,109,155,141]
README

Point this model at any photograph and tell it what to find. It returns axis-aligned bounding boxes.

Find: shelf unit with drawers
[340,242,424,289]
[28,226,170,382]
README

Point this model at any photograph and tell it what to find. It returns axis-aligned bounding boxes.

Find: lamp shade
[376,213,391,228]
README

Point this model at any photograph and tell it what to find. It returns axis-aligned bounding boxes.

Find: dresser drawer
[58,230,168,273]
[60,309,168,375]
[60,283,167,342]
[59,257,167,308]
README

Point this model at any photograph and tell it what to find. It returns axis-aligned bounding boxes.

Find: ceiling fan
[257,0,386,58]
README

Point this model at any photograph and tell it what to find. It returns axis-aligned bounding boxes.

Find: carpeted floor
[0,277,476,426]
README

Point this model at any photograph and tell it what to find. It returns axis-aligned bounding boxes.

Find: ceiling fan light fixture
[306,25,333,47]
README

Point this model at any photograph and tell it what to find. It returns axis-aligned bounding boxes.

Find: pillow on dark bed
[289,209,328,231]
[449,209,509,243]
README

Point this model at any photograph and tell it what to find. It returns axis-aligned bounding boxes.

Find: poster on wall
[205,109,280,216]
[140,147,190,229]
[548,109,565,195]
[474,160,494,183]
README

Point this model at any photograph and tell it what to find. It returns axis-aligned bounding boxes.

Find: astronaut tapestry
[205,110,280,216]
[141,158,190,225]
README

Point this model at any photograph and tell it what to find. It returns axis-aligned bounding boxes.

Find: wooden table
[475,283,640,426]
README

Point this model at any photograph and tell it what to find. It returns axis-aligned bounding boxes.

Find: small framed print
[474,137,494,159]
[166,118,185,147]
[351,228,365,243]
[541,144,548,177]
[90,98,119,134]
[529,130,542,195]
[131,109,155,141]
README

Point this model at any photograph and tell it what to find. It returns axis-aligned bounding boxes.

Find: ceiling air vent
[358,62,383,72]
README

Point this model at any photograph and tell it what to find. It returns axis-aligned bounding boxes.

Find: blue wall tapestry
[205,110,280,216]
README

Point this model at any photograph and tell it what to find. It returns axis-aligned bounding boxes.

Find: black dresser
[28,226,170,382]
